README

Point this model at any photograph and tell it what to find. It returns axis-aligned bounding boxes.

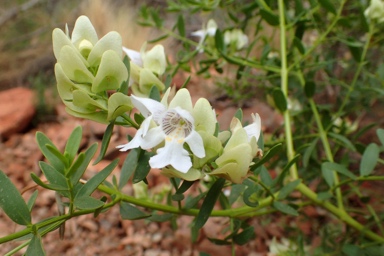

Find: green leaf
[94,120,115,164]
[318,0,337,14]
[147,34,169,43]
[323,162,357,180]
[46,144,68,168]
[214,29,226,53]
[272,201,298,216]
[176,14,185,37]
[342,244,364,256]
[328,132,356,151]
[132,151,153,183]
[26,235,46,256]
[377,128,384,146]
[194,178,225,229]
[64,126,82,165]
[74,196,104,210]
[260,167,273,187]
[149,85,161,101]
[317,191,333,200]
[228,184,246,205]
[233,226,255,245]
[76,159,118,198]
[278,179,301,200]
[251,143,282,171]
[234,108,243,122]
[304,81,316,98]
[272,88,287,112]
[31,173,68,191]
[70,143,98,185]
[0,170,31,225]
[360,143,380,176]
[120,201,151,220]
[27,190,39,212]
[39,161,68,189]
[36,132,66,174]
[119,56,130,95]
[303,139,318,168]
[293,37,305,54]
[119,148,140,189]
[260,9,279,26]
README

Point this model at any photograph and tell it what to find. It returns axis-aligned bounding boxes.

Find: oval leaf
[0,170,31,225]
[360,143,379,176]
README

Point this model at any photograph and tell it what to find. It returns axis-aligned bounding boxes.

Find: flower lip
[161,108,194,141]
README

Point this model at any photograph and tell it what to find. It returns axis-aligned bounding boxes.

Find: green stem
[309,99,344,211]
[296,183,384,243]
[278,0,299,180]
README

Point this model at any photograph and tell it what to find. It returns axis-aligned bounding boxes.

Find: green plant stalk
[309,99,344,211]
[278,0,298,180]
[295,183,384,243]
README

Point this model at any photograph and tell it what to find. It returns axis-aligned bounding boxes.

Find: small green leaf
[27,190,39,212]
[303,139,318,168]
[234,108,243,122]
[69,143,98,185]
[64,126,82,165]
[119,148,140,189]
[328,132,356,151]
[360,143,379,176]
[31,173,68,191]
[323,162,357,180]
[278,179,301,200]
[260,9,279,26]
[293,37,305,54]
[317,191,333,200]
[318,0,337,14]
[194,178,225,229]
[147,34,169,43]
[36,132,65,174]
[132,151,153,183]
[74,196,104,210]
[0,170,31,225]
[272,201,298,216]
[149,85,161,101]
[26,235,46,256]
[304,81,316,98]
[120,201,151,220]
[272,88,287,112]
[260,167,273,187]
[243,183,260,207]
[228,184,246,205]
[251,143,282,171]
[39,161,68,189]
[377,128,384,146]
[94,121,115,164]
[233,226,255,245]
[176,14,185,37]
[214,29,226,53]
[76,159,118,198]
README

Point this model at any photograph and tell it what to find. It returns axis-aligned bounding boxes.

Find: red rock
[0,87,36,139]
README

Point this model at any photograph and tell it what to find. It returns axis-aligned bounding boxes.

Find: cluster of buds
[52,16,132,123]
[53,16,263,184]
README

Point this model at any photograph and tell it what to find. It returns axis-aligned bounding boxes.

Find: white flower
[122,42,166,75]
[117,89,205,173]
[191,19,218,53]
[243,113,261,142]
[224,29,249,50]
[365,0,384,23]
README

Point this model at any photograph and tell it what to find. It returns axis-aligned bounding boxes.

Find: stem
[296,183,384,243]
[309,99,344,211]
[278,0,299,180]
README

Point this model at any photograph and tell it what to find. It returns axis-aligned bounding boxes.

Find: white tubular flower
[117,89,206,173]
[224,29,249,50]
[191,19,218,53]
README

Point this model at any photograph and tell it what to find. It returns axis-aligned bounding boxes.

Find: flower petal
[185,130,205,158]
[149,140,192,173]
[140,126,164,149]
[244,113,261,141]
[71,16,98,47]
[169,88,193,112]
[130,95,166,120]
[123,47,143,67]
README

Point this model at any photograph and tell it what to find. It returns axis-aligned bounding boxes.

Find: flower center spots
[162,110,193,142]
